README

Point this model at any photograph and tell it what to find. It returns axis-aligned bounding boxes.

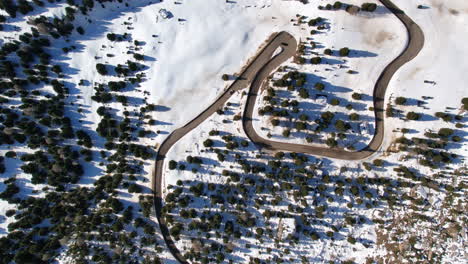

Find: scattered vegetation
[361,3,377,12]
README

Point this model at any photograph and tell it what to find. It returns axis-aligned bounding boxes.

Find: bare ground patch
[364,30,395,48]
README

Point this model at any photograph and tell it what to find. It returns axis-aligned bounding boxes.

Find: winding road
[153,0,424,263]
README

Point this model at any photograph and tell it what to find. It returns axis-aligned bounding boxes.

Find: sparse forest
[0,0,466,264]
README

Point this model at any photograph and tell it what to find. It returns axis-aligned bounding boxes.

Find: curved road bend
[243,0,425,160]
[154,0,424,262]
[153,32,298,263]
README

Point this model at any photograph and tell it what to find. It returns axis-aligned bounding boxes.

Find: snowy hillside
[0,0,466,263]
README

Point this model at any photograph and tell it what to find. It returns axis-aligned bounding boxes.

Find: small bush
[406,111,420,120]
[361,3,377,12]
[295,122,307,130]
[76,26,85,35]
[333,1,343,9]
[314,82,325,91]
[295,56,306,64]
[373,159,384,167]
[240,140,249,147]
[330,98,340,106]
[349,113,360,121]
[96,63,108,75]
[128,183,142,193]
[168,160,177,170]
[395,97,407,105]
[133,53,144,60]
[308,17,323,27]
[335,120,348,131]
[203,139,214,148]
[326,138,338,147]
[339,47,350,56]
[386,105,394,117]
[461,97,468,110]
[5,151,16,158]
[351,93,362,100]
[310,57,322,64]
[5,209,15,217]
[437,128,454,137]
[107,33,116,41]
[435,112,452,122]
[299,114,308,121]
[299,88,309,98]
[363,162,372,171]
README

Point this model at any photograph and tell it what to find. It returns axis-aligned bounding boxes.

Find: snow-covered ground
[160,0,467,262]
[0,0,304,239]
[0,0,467,262]
[162,0,410,182]
[383,0,468,157]
[163,90,383,263]
[164,90,248,188]
[252,0,406,149]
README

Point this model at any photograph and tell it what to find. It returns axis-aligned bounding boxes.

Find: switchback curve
[153,0,424,262]
[153,32,298,264]
[243,0,424,160]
